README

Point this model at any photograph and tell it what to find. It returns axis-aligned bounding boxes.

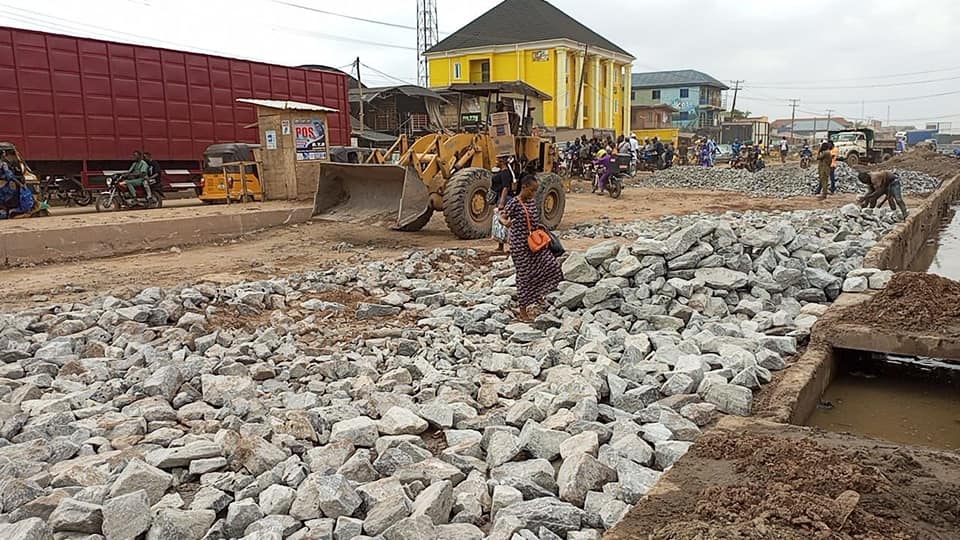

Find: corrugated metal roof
[236,98,339,112]
[425,0,632,58]
[631,70,729,90]
[348,85,449,104]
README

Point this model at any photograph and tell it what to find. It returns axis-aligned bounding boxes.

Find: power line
[748,65,960,85]
[748,74,960,90]
[360,62,417,86]
[269,0,418,31]
[272,25,417,51]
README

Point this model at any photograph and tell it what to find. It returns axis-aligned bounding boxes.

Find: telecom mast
[416,0,439,86]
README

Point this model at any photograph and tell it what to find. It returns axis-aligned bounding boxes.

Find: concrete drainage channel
[608,172,960,539]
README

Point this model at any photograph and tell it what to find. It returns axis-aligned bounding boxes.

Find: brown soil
[0,187,869,312]
[840,272,960,337]
[866,149,960,181]
[606,417,960,540]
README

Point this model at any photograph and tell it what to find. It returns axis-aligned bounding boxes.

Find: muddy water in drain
[912,205,960,279]
[808,372,960,451]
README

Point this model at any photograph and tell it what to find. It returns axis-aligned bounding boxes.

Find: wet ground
[916,205,960,280]
[808,370,960,452]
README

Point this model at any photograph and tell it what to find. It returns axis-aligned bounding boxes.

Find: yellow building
[424,0,634,135]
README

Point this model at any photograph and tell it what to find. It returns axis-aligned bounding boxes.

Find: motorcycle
[799,151,812,169]
[40,176,93,206]
[590,157,625,199]
[95,174,163,211]
[636,151,662,172]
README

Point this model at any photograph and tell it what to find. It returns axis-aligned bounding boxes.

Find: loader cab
[199,143,262,203]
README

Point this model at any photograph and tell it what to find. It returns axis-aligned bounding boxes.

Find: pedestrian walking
[814,142,832,198]
[779,137,789,163]
[499,174,563,321]
[829,141,838,193]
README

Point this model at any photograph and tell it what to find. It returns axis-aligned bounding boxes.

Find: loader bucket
[313,163,430,228]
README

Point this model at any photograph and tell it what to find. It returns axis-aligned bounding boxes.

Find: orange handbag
[521,201,551,252]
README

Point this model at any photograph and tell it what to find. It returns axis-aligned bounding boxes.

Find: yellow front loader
[313,84,566,240]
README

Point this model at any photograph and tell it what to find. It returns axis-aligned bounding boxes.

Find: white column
[591,56,601,130]
[605,60,614,130]
[622,62,632,135]
[555,47,568,128]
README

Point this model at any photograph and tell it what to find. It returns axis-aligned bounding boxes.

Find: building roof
[772,118,851,132]
[771,117,852,129]
[632,104,678,113]
[630,70,729,90]
[425,0,632,58]
[441,81,552,101]
[349,85,449,104]
[236,98,339,112]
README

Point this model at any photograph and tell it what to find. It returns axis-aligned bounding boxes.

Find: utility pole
[825,108,834,142]
[573,43,589,130]
[355,57,363,135]
[886,105,891,127]
[788,98,799,142]
[729,80,743,116]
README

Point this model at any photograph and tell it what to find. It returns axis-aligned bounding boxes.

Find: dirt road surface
[0,186,882,310]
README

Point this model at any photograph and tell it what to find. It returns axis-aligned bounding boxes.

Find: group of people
[563,133,676,175]
[0,151,34,219]
[692,137,722,167]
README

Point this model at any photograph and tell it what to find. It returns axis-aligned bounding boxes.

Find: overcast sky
[2,0,959,129]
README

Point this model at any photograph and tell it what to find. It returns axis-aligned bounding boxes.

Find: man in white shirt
[779,137,789,163]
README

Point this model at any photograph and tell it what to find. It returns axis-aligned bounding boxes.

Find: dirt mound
[605,419,960,540]
[841,271,960,336]
[868,149,960,181]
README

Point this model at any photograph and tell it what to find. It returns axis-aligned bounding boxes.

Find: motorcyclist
[731,139,742,158]
[593,149,614,195]
[144,152,163,192]
[123,150,149,202]
[800,140,813,158]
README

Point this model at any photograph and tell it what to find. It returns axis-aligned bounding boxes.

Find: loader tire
[443,167,493,240]
[397,208,434,231]
[536,172,566,230]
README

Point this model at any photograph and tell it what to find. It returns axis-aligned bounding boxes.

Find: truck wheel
[846,153,860,166]
[537,172,566,230]
[443,168,493,239]
[397,208,434,231]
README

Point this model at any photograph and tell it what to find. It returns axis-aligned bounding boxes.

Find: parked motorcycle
[95,174,163,211]
[40,176,92,206]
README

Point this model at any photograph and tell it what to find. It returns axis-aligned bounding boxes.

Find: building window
[679,88,689,98]
[631,91,636,101]
[678,111,689,121]
[652,89,661,100]
[453,63,461,80]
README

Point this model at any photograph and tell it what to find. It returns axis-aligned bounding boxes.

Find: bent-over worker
[858,170,908,220]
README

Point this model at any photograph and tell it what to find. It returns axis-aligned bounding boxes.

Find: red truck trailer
[0,26,350,192]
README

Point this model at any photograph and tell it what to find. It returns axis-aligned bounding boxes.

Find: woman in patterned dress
[499,174,563,321]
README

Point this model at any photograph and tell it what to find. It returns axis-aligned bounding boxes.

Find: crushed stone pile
[646,163,942,199]
[868,149,960,181]
[0,204,901,540]
[841,271,960,336]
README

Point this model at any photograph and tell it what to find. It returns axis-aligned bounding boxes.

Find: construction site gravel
[648,162,942,198]
[0,156,956,540]
[0,189,909,539]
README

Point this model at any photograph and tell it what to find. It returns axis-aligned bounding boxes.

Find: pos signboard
[294,118,328,161]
